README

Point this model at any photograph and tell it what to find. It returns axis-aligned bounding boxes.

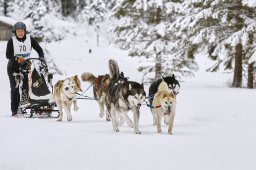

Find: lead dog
[50,75,82,121]
[148,74,180,106]
[105,59,146,134]
[81,72,111,121]
[151,81,176,134]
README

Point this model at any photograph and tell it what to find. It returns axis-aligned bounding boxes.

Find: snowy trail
[0,40,256,170]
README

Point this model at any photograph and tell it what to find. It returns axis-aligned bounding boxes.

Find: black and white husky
[105,59,146,134]
[148,75,180,106]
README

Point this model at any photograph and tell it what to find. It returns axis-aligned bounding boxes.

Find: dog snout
[137,103,141,107]
[168,106,171,112]
[65,87,69,91]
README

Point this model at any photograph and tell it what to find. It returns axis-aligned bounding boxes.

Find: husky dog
[151,81,176,135]
[105,59,146,134]
[81,72,111,121]
[148,74,180,109]
[50,75,82,121]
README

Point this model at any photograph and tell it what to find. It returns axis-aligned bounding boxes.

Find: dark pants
[7,61,20,113]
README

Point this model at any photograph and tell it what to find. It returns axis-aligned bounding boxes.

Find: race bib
[12,36,32,59]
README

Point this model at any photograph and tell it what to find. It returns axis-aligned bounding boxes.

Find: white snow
[0,16,16,26]
[242,0,256,7]
[0,35,256,170]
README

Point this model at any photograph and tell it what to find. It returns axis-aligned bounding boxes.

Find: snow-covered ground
[0,36,256,170]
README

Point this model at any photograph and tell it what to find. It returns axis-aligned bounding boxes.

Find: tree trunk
[232,43,243,87]
[155,52,161,81]
[4,0,8,16]
[61,0,67,16]
[247,32,254,88]
[247,62,254,88]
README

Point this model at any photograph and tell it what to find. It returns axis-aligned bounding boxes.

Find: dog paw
[57,118,62,122]
[99,112,104,118]
[106,118,111,121]
[73,107,79,111]
[168,130,173,135]
[113,128,119,132]
[67,116,72,121]
[157,129,162,133]
[135,130,141,134]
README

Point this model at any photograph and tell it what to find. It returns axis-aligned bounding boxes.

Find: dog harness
[95,75,108,91]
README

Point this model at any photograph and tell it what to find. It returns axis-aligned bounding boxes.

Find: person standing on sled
[6,22,45,116]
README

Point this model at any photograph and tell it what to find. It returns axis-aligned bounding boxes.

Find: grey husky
[105,59,146,134]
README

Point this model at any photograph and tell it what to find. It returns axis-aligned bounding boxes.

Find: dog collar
[154,105,161,108]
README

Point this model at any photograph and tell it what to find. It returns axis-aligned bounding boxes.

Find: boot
[12,112,17,116]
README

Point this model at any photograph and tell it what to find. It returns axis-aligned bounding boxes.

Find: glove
[17,56,25,64]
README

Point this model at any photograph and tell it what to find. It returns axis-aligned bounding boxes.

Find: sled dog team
[50,59,180,135]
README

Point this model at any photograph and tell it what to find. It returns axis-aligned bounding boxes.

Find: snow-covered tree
[78,0,108,25]
[0,0,10,16]
[60,0,77,17]
[174,0,256,87]
[6,0,28,20]
[25,0,63,42]
[113,0,198,81]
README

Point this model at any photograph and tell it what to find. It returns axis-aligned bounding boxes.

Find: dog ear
[163,93,167,98]
[74,75,83,92]
[141,83,144,88]
[172,74,175,79]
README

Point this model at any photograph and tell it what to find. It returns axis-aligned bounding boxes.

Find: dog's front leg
[110,105,119,132]
[56,101,63,121]
[168,102,176,135]
[98,98,105,118]
[105,109,111,121]
[168,112,175,135]
[64,102,72,121]
[132,108,141,134]
[151,109,157,125]
[156,110,162,133]
[73,98,79,111]
[120,112,134,128]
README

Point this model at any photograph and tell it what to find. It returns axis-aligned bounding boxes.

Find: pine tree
[175,0,256,87]
[6,0,28,20]
[113,0,198,80]
[60,0,77,17]
[25,0,62,42]
[78,0,108,25]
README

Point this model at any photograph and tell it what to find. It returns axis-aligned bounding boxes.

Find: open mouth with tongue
[164,107,171,115]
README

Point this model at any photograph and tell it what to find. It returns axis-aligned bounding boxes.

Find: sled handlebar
[20,57,48,71]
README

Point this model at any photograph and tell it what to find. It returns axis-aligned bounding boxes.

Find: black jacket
[6,36,44,62]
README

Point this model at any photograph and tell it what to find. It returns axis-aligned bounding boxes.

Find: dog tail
[158,81,170,92]
[81,72,96,84]
[108,59,120,79]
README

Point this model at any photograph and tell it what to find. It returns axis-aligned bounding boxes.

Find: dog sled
[14,58,59,118]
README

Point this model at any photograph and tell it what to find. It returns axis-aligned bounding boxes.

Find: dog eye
[165,102,168,104]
